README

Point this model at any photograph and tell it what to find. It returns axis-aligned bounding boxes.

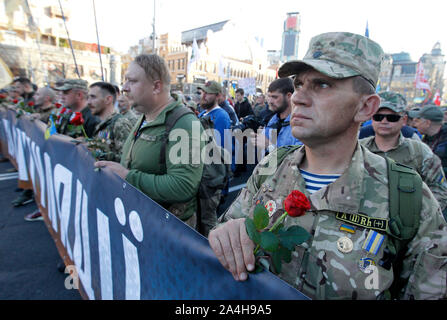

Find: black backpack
[159,106,231,235]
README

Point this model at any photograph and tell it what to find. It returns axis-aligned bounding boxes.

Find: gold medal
[337,236,353,253]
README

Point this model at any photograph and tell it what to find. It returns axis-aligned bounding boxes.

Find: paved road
[0,156,81,300]
[0,153,255,300]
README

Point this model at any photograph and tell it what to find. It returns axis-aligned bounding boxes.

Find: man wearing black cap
[412,105,447,175]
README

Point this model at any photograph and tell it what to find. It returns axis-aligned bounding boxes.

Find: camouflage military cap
[407,107,422,119]
[378,91,407,113]
[278,32,384,88]
[55,79,88,91]
[199,81,222,94]
[412,105,444,122]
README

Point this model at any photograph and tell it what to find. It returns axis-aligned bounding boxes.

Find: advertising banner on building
[0,109,308,300]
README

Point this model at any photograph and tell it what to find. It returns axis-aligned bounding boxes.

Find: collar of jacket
[137,99,182,130]
[290,143,387,215]
[95,111,119,132]
[363,133,406,153]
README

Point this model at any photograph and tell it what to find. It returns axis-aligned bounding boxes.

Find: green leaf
[278,225,310,250]
[245,218,261,245]
[279,245,292,263]
[271,251,282,274]
[253,204,269,230]
[260,231,279,252]
[271,223,284,234]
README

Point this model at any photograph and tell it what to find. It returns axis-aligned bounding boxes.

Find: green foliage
[244,203,310,275]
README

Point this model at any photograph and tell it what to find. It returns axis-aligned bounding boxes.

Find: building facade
[280,12,301,62]
[378,44,446,106]
[0,0,121,87]
[125,19,277,96]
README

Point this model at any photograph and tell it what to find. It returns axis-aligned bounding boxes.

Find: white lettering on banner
[116,199,142,300]
[54,164,73,258]
[32,143,46,208]
[123,235,140,300]
[97,209,113,300]
[73,180,94,299]
[29,140,36,191]
[2,119,14,158]
[16,129,28,182]
[44,152,58,232]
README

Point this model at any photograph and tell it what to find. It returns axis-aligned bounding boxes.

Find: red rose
[55,103,62,108]
[69,112,84,126]
[28,101,34,107]
[60,107,67,114]
[0,94,6,99]
[13,99,19,104]
[284,190,311,217]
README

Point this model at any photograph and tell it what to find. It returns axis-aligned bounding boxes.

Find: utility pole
[151,0,156,54]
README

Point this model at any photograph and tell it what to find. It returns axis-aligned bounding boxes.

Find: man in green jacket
[94,54,204,228]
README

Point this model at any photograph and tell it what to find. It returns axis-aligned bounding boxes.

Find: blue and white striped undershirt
[299,169,341,194]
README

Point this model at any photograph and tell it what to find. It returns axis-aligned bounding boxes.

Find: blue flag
[365,21,369,38]
[45,116,57,140]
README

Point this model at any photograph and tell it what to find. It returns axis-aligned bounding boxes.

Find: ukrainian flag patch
[362,230,385,256]
[339,224,355,234]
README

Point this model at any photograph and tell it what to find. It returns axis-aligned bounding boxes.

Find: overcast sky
[66,0,447,62]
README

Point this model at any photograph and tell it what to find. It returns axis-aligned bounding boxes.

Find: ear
[354,94,380,123]
[105,94,114,105]
[152,80,163,95]
[401,114,408,123]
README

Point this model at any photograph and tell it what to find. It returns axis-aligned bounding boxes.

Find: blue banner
[0,109,309,300]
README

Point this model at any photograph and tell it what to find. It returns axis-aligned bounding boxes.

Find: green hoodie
[121,99,204,222]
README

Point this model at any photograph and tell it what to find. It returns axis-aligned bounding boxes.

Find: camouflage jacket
[360,134,447,211]
[38,105,58,124]
[92,112,133,162]
[121,109,139,125]
[219,144,447,300]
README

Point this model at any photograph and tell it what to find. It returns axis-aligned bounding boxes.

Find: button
[337,236,353,253]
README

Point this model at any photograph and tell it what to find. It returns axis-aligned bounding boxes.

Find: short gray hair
[40,87,56,102]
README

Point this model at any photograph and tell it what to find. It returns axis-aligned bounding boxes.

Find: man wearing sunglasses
[361,92,447,216]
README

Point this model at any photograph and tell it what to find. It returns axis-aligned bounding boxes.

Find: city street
[0,153,254,300]
[0,155,81,300]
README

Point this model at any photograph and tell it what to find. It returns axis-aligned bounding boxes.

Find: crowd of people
[1,31,447,300]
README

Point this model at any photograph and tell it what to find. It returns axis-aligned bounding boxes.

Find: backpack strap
[381,157,422,299]
[386,158,422,242]
[159,106,194,167]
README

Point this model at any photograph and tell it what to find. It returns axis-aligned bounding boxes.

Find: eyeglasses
[372,114,402,122]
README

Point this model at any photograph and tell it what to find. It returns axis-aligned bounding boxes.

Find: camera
[232,115,262,132]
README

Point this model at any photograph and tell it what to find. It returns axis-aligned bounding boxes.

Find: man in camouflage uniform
[411,105,447,176]
[209,32,447,300]
[30,87,58,123]
[55,79,100,138]
[117,94,139,125]
[360,92,447,216]
[87,82,133,162]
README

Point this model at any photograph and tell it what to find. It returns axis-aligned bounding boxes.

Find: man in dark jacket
[412,105,447,175]
[234,88,253,120]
